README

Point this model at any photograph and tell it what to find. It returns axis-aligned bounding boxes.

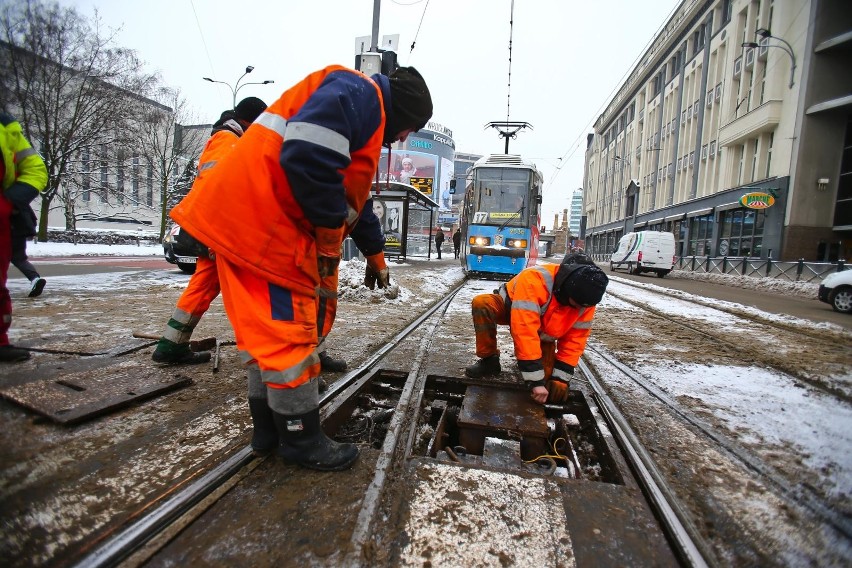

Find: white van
[609,231,676,277]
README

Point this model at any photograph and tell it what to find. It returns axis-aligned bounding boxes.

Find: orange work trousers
[175,255,221,320]
[471,292,554,379]
[215,254,320,389]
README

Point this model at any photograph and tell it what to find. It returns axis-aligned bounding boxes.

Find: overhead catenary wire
[188,0,217,86]
[407,0,431,55]
[506,0,515,123]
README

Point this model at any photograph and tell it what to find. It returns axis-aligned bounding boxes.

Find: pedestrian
[170,65,432,471]
[434,227,445,259]
[452,228,461,259]
[151,97,267,365]
[11,207,45,298]
[464,253,609,405]
[0,112,48,362]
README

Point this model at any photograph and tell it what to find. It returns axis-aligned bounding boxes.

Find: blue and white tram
[460,154,543,278]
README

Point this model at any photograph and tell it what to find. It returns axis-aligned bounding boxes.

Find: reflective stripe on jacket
[0,113,48,193]
[171,66,388,295]
[505,263,596,367]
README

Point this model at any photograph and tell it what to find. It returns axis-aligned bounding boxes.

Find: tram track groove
[583,344,852,541]
[604,284,852,405]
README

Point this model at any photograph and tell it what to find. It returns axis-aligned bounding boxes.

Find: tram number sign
[409,176,434,196]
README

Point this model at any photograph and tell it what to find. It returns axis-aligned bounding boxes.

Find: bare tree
[0,0,157,238]
[132,87,208,241]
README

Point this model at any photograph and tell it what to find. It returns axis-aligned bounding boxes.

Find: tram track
[583,344,852,542]
[605,279,852,404]
[70,278,716,567]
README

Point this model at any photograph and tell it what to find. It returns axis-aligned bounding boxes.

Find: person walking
[152,97,268,365]
[452,228,461,259]
[464,254,609,404]
[434,227,445,259]
[170,65,432,471]
[11,210,45,298]
[0,112,48,362]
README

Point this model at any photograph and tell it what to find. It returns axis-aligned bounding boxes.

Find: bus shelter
[371,181,440,261]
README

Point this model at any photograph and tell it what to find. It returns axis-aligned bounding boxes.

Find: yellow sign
[739,192,775,209]
[490,212,521,219]
[409,176,434,196]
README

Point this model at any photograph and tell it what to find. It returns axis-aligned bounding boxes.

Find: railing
[591,254,847,284]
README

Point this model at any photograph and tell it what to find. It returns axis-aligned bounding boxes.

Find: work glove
[315,226,345,278]
[318,255,340,278]
[545,361,574,404]
[365,252,390,289]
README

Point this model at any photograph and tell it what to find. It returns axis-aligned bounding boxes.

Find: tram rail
[71,278,717,567]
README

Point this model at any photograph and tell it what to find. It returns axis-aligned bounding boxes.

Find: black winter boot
[464,355,501,378]
[248,398,278,456]
[319,351,347,372]
[0,345,31,362]
[273,407,359,471]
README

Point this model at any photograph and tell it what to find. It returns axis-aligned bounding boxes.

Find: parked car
[162,224,198,274]
[609,231,676,277]
[818,270,852,313]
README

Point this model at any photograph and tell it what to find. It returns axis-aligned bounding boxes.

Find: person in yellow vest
[171,65,432,471]
[0,112,48,362]
[465,254,609,404]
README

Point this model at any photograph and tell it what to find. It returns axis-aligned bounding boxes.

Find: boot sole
[278,449,360,472]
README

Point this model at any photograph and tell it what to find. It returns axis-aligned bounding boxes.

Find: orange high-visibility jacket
[504,263,597,367]
[171,65,388,295]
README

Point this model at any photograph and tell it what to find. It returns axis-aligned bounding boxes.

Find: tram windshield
[470,168,532,227]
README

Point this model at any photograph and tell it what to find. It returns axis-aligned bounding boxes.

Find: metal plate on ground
[0,364,192,424]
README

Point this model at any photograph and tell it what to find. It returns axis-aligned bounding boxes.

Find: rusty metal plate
[458,385,548,435]
[0,366,192,425]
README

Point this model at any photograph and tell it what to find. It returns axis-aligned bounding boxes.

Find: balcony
[718,100,783,147]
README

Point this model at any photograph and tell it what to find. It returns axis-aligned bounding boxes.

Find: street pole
[203,66,274,109]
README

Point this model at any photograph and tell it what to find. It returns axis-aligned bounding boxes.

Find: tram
[460,154,543,278]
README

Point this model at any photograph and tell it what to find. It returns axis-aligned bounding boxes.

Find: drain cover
[0,367,192,424]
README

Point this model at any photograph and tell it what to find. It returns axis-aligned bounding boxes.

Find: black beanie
[553,264,609,307]
[384,67,433,144]
[234,96,267,123]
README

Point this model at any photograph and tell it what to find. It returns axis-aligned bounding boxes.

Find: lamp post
[203,65,274,108]
[742,28,796,89]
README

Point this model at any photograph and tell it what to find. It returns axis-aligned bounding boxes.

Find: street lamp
[203,65,274,108]
[742,28,796,89]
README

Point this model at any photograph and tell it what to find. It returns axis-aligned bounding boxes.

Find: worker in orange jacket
[465,254,609,404]
[152,97,267,365]
[171,65,432,471]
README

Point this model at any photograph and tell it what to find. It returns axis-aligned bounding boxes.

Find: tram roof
[473,154,539,170]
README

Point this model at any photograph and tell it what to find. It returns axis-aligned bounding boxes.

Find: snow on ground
[8,241,851,515]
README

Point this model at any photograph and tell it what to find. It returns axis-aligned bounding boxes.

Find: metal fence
[591,254,848,284]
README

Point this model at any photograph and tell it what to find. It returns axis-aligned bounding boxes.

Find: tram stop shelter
[366,181,440,262]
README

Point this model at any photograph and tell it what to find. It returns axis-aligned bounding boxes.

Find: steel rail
[72,279,467,568]
[585,344,852,541]
[578,357,716,568]
[605,286,852,404]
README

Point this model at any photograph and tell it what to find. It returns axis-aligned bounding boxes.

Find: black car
[163,224,198,274]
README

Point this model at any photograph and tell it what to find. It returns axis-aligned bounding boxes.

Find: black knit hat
[553,264,609,307]
[234,96,267,123]
[384,67,433,144]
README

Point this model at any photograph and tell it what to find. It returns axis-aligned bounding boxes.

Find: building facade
[582,0,851,262]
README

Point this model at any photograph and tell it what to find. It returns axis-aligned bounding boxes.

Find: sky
[58,0,681,227]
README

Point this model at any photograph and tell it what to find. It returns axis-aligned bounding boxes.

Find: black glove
[364,265,390,289]
[317,255,340,278]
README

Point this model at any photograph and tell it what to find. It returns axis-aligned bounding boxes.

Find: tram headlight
[506,239,528,248]
[469,236,491,246]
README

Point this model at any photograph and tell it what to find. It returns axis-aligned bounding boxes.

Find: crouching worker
[465,254,609,404]
[170,65,432,471]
